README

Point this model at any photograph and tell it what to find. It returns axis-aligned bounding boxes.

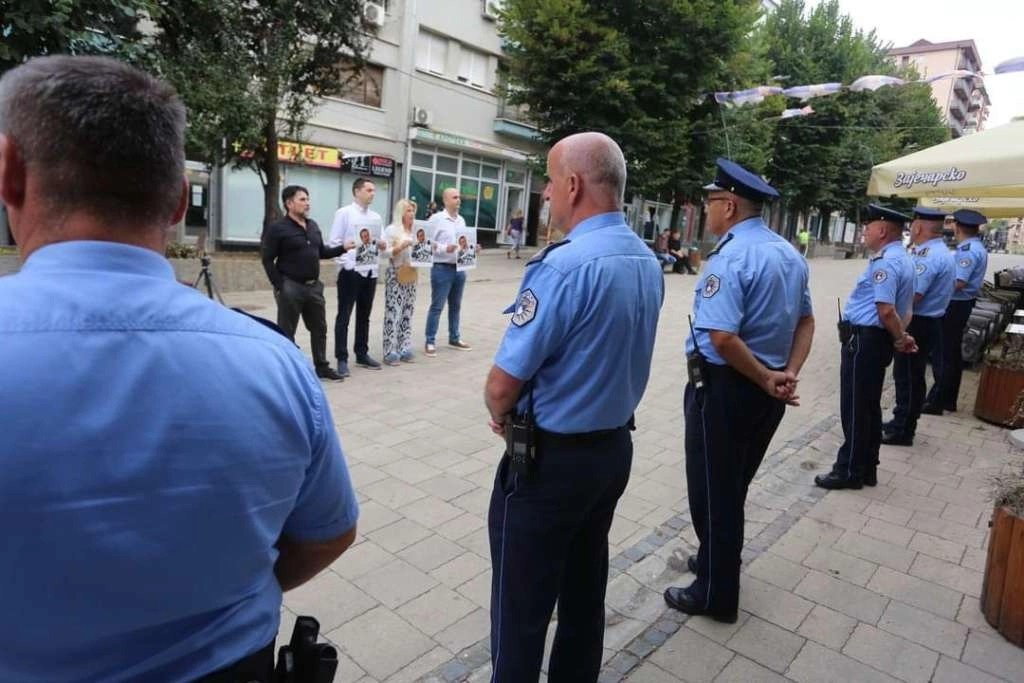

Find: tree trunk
[261,121,282,234]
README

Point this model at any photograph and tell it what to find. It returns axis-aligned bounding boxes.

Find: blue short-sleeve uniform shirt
[952,237,988,301]
[0,242,359,682]
[844,241,915,326]
[910,237,956,317]
[494,212,663,433]
[685,218,812,369]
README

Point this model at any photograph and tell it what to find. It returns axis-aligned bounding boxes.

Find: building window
[457,46,489,88]
[416,31,448,75]
[327,61,384,108]
[409,147,501,229]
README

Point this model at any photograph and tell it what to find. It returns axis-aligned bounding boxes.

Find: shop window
[459,178,480,226]
[505,168,525,184]
[327,61,384,108]
[409,170,433,220]
[478,181,499,229]
[434,174,458,207]
[412,151,433,169]
[482,164,501,180]
[416,31,448,75]
[437,155,459,174]
[462,160,480,178]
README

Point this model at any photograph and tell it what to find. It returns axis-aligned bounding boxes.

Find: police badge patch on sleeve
[959,257,972,268]
[702,274,721,298]
[511,289,538,327]
[873,269,888,284]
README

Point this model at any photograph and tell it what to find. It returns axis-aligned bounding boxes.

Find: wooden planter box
[975,363,1024,427]
[981,506,1024,647]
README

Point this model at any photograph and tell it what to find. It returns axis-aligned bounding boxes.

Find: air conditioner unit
[412,107,433,127]
[363,2,385,28]
[482,0,502,21]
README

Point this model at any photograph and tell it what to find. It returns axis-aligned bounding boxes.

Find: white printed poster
[410,220,434,268]
[353,220,383,273]
[455,227,478,272]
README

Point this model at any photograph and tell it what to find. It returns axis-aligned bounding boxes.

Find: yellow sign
[483,185,495,201]
[277,141,340,168]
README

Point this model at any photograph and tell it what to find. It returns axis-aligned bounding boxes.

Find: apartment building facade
[211,0,546,249]
[887,39,991,139]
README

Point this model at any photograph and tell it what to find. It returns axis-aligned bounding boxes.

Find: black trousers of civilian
[685,364,785,616]
[275,278,330,370]
[926,299,975,410]
[889,315,941,437]
[833,328,893,480]
[335,269,377,362]
[488,428,632,683]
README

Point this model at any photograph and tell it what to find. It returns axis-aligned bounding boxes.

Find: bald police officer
[923,208,989,415]
[882,207,956,446]
[484,132,662,681]
[664,159,814,623]
[816,205,916,490]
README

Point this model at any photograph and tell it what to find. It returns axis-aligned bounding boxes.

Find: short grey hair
[559,132,627,205]
[0,55,186,227]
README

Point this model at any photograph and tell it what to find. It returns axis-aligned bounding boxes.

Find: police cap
[865,203,910,226]
[912,206,948,220]
[953,209,987,227]
[703,158,780,202]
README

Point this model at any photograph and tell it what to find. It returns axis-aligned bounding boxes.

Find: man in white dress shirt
[330,177,386,375]
[424,187,473,357]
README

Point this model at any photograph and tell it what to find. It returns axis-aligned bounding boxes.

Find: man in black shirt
[261,185,346,381]
[668,227,696,274]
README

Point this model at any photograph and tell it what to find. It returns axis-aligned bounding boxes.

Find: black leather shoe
[920,403,943,416]
[814,472,863,490]
[864,469,878,487]
[687,555,697,574]
[663,587,737,623]
[881,432,913,446]
[356,354,382,370]
[315,366,344,382]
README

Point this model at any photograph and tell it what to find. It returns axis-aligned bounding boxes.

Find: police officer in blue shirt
[882,207,956,445]
[663,159,814,623]
[923,208,989,415]
[816,205,917,490]
[484,132,663,682]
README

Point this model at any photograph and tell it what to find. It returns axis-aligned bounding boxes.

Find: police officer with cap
[663,159,814,622]
[882,207,956,445]
[922,208,989,415]
[816,205,916,490]
[483,132,663,681]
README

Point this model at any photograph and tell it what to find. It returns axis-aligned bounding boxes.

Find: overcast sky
[806,0,1024,127]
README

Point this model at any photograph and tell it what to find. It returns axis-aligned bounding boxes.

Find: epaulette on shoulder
[527,239,570,266]
[706,233,734,258]
[959,243,971,251]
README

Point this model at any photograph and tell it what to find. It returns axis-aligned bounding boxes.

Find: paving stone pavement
[216,250,1024,682]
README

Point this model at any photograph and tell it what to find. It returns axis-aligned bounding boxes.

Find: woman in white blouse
[382,198,419,365]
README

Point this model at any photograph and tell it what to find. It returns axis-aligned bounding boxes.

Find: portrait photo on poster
[354,220,383,273]
[410,220,434,268]
[455,227,478,272]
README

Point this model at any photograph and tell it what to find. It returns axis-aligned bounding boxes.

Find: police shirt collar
[21,240,176,280]
[923,236,946,248]
[725,216,764,236]
[568,211,627,240]
[880,241,904,256]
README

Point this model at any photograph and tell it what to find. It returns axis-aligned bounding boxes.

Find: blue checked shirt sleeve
[694,256,745,334]
[494,264,576,381]
[282,386,359,542]
[871,260,899,305]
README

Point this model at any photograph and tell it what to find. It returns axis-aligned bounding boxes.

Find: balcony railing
[948,97,967,122]
[496,97,532,124]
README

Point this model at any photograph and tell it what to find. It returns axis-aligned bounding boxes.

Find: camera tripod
[192,253,224,304]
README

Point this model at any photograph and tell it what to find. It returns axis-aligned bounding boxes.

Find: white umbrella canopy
[868,117,1024,199]
[919,196,1024,219]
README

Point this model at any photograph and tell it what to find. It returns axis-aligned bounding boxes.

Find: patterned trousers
[382,264,417,358]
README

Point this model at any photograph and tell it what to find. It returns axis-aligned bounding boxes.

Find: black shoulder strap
[706,233,733,259]
[527,239,570,267]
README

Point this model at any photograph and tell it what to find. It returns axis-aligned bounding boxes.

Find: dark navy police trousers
[488,427,632,683]
[890,315,941,437]
[834,327,893,480]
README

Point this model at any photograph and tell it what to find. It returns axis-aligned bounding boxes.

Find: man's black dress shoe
[663,586,738,623]
[814,472,863,490]
[687,555,697,574]
[864,469,878,487]
[881,432,913,446]
[920,403,943,416]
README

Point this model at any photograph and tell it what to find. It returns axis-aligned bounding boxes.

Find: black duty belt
[851,325,889,337]
[536,420,634,447]
[286,276,319,286]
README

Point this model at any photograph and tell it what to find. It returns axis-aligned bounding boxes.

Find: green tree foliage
[150,0,371,227]
[757,0,947,224]
[0,0,153,72]
[499,0,763,198]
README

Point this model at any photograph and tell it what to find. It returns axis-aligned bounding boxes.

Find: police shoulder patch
[873,268,888,284]
[915,262,926,275]
[702,274,721,298]
[918,247,929,257]
[959,257,972,268]
[511,289,538,327]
